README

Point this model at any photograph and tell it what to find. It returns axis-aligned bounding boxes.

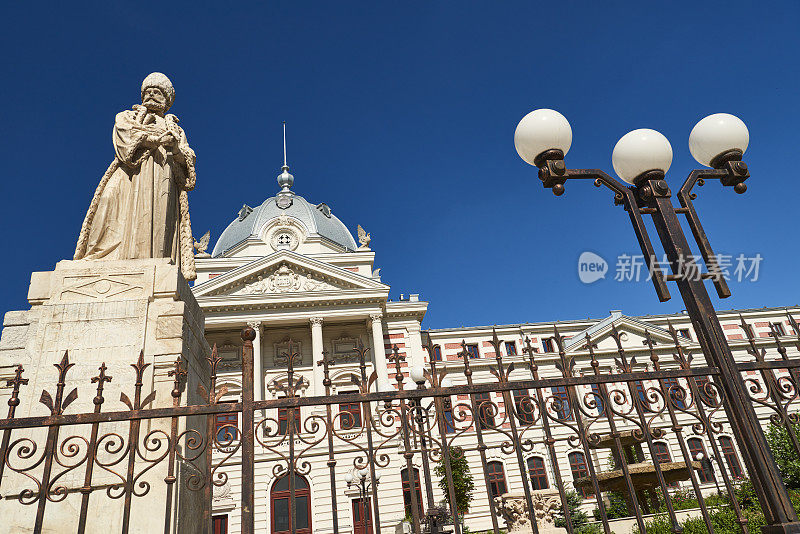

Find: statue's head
[140,72,175,114]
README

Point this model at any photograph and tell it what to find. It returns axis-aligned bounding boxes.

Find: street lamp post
[345,468,381,533]
[514,109,800,533]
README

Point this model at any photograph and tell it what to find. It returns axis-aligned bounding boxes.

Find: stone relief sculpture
[73,72,198,280]
[232,265,339,295]
[494,490,566,534]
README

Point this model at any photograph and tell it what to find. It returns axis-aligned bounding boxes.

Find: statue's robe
[76,109,194,263]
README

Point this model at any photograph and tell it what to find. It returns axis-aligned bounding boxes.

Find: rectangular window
[505,341,517,356]
[212,515,228,534]
[569,452,593,498]
[542,338,555,353]
[514,389,535,425]
[278,406,301,436]
[475,392,494,429]
[591,383,604,414]
[694,376,716,406]
[338,392,362,429]
[634,381,652,412]
[466,344,480,359]
[432,345,442,361]
[677,329,692,340]
[653,442,677,487]
[527,456,549,490]
[214,407,238,446]
[663,377,686,409]
[443,407,455,433]
[771,322,786,336]
[486,462,507,497]
[720,436,743,479]
[551,386,573,420]
[402,468,423,517]
[688,438,715,484]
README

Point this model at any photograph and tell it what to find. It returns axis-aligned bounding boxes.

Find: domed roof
[211,173,357,257]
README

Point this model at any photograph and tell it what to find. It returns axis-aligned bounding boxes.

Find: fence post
[241,327,256,534]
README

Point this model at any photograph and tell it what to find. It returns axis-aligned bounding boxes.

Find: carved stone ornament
[232,264,340,295]
[212,479,233,502]
[493,490,566,534]
[270,228,299,252]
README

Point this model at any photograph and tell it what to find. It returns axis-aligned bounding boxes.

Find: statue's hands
[143,131,178,149]
[158,131,179,147]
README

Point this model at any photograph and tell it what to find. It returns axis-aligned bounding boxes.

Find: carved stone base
[494,490,567,534]
[0,258,209,533]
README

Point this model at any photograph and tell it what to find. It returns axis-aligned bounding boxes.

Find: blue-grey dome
[211,191,357,257]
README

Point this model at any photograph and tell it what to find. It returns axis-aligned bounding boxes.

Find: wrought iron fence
[1,314,800,534]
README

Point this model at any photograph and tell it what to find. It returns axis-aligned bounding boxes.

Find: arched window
[432,345,442,361]
[719,436,743,479]
[486,461,507,497]
[271,473,311,534]
[687,438,715,484]
[568,452,592,498]
[401,468,423,517]
[527,456,549,490]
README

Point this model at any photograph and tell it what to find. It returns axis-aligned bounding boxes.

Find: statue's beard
[142,99,166,114]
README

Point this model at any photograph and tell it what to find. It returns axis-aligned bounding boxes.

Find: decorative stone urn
[494,489,567,534]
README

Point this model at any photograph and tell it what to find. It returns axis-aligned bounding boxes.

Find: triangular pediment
[564,312,687,352]
[193,250,389,298]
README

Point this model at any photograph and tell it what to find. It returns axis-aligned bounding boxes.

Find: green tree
[766,421,800,490]
[554,490,602,534]
[434,446,475,516]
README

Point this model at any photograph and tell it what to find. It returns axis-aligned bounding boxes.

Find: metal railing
[1,314,799,534]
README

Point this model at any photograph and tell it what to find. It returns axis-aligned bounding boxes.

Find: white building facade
[194,165,800,534]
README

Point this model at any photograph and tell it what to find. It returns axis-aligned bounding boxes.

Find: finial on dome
[277,121,294,193]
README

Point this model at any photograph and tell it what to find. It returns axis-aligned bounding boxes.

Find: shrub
[434,446,475,516]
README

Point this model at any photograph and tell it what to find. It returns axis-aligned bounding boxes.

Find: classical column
[310,317,325,397]
[247,321,263,401]
[369,314,391,390]
[407,322,425,368]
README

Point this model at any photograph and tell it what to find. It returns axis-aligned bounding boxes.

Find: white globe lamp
[514,109,572,166]
[358,468,369,479]
[344,472,353,484]
[374,471,382,482]
[612,129,673,184]
[410,366,426,385]
[689,113,749,168]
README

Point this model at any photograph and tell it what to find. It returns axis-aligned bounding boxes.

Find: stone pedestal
[0,258,209,533]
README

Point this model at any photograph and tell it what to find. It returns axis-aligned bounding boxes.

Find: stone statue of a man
[74,72,198,280]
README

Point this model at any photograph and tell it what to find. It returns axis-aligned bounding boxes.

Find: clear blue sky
[1,1,798,329]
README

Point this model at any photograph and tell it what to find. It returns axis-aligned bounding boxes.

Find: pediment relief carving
[219,263,357,296]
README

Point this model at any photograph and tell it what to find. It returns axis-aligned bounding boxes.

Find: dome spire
[277,121,294,193]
